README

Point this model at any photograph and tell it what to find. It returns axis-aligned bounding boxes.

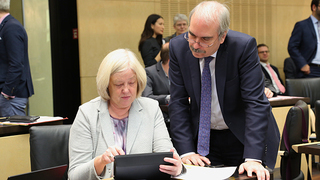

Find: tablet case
[6,115,40,122]
[114,152,173,180]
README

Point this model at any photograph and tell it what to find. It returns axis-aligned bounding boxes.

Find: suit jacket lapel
[156,62,170,92]
[188,50,201,108]
[215,40,228,110]
[307,17,317,39]
[126,100,143,154]
[98,100,115,148]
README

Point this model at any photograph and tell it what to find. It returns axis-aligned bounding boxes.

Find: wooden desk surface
[103,172,268,180]
[268,96,310,107]
[0,119,64,137]
[292,142,320,155]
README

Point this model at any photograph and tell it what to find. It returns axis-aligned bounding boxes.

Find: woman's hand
[94,145,125,175]
[159,148,184,176]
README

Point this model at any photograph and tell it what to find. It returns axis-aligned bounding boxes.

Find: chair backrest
[279,100,309,180]
[285,78,320,108]
[283,57,297,79]
[315,100,320,141]
[7,165,67,180]
[29,125,71,171]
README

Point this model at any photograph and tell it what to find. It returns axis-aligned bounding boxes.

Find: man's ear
[219,31,227,44]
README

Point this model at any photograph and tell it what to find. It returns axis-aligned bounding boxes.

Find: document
[173,164,237,180]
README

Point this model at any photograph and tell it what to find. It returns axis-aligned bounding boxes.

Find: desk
[269,96,310,107]
[292,142,320,156]
[0,120,63,137]
[0,117,65,180]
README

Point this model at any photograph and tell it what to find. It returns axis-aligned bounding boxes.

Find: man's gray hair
[173,13,188,25]
[0,0,10,12]
[189,1,230,40]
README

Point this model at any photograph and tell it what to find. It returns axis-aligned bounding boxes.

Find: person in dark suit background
[142,43,170,126]
[258,44,285,95]
[168,1,279,179]
[288,0,320,78]
[0,0,34,117]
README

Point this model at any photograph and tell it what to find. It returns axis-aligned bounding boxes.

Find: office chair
[29,125,71,179]
[278,100,309,180]
[315,100,320,141]
[285,78,320,108]
[283,57,297,79]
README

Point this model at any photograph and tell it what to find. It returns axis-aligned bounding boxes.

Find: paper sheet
[173,164,237,180]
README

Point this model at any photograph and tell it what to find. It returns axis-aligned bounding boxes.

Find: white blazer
[68,97,173,180]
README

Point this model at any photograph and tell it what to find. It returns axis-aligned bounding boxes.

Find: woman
[138,14,164,67]
[68,49,183,180]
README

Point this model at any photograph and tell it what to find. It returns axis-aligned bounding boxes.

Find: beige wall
[77,0,312,104]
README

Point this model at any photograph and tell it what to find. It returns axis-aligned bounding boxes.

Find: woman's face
[108,68,137,110]
[151,18,165,36]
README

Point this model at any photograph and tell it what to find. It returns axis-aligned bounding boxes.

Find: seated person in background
[164,14,188,43]
[258,44,286,95]
[283,57,297,79]
[142,43,170,126]
[68,49,183,180]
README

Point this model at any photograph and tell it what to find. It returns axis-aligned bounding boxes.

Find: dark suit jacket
[142,61,170,105]
[0,15,34,98]
[169,30,280,169]
[288,17,317,78]
[261,64,284,94]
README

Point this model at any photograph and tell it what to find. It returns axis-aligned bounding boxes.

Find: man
[168,1,279,180]
[0,0,34,117]
[288,0,320,78]
[258,44,285,95]
[164,14,188,43]
[142,43,170,126]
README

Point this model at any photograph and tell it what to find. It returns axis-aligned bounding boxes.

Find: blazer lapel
[156,62,170,92]
[126,99,143,154]
[215,39,228,110]
[98,100,115,147]
[188,51,201,108]
[307,17,317,39]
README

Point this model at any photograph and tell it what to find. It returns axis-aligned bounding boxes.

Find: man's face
[313,4,320,20]
[188,13,226,59]
[174,20,188,36]
[257,46,269,63]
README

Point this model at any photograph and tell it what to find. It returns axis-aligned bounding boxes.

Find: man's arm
[168,39,196,156]
[2,21,26,96]
[288,22,308,70]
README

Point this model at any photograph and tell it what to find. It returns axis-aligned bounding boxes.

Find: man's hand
[264,87,273,99]
[301,64,310,74]
[238,161,270,180]
[181,154,211,167]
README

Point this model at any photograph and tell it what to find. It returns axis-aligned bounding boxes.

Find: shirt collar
[0,13,10,25]
[311,15,318,24]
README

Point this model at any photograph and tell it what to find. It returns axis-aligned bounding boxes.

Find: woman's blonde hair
[96,49,147,101]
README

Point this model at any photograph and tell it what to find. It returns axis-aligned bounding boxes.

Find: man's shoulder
[145,62,159,73]
[227,30,254,40]
[295,17,312,25]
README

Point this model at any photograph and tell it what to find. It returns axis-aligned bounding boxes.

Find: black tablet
[114,152,173,180]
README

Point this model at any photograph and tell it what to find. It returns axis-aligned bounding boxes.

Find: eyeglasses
[184,33,217,48]
[258,51,269,54]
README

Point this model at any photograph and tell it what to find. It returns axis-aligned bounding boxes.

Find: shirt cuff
[245,158,262,164]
